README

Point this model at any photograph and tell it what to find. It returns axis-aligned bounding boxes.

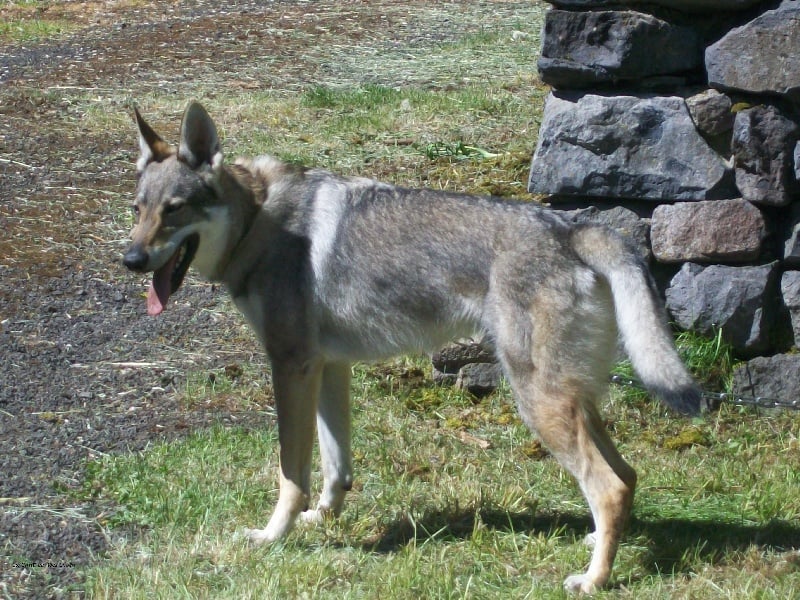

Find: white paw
[563,574,598,595]
[300,509,325,524]
[242,516,295,545]
[242,527,278,545]
[583,532,597,548]
[300,506,338,525]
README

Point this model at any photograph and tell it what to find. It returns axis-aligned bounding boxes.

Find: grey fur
[124,103,701,594]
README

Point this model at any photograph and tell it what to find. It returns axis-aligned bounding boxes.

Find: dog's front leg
[302,361,353,524]
[245,359,322,544]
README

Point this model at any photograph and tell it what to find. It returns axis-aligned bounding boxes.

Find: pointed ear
[134,107,174,171]
[178,102,223,170]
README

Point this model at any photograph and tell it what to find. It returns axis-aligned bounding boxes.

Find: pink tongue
[146,252,179,316]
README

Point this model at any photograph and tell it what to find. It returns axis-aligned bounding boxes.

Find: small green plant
[613,327,736,401]
[422,140,502,161]
[675,328,736,392]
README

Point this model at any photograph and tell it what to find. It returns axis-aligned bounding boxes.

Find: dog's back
[257,166,699,415]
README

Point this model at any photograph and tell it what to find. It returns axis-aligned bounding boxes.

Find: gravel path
[0,2,535,596]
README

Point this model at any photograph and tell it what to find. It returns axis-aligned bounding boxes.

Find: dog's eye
[163,202,185,215]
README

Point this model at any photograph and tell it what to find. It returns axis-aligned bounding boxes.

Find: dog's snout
[123,247,149,272]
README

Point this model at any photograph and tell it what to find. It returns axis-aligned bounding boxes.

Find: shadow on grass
[627,515,800,573]
[361,505,591,553]
[362,505,800,575]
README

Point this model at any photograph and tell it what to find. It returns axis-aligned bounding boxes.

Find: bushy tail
[570,225,703,415]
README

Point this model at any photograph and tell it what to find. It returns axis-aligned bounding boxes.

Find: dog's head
[124,102,231,315]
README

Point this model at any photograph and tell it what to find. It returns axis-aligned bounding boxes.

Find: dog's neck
[195,163,261,284]
[216,155,313,296]
[214,158,288,295]
[227,162,267,206]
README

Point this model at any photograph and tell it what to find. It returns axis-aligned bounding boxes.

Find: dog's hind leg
[245,359,323,544]
[493,275,636,594]
[302,361,353,524]
[525,383,636,594]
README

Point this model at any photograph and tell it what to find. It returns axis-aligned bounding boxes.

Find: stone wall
[435,1,800,402]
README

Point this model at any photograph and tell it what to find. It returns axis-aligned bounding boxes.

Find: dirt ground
[1,1,525,597]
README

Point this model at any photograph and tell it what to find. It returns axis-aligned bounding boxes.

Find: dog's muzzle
[123,246,149,272]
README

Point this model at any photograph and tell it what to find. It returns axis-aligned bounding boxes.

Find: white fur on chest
[189,206,232,280]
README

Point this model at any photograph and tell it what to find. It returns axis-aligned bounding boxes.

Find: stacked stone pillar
[528,0,800,400]
[433,1,800,402]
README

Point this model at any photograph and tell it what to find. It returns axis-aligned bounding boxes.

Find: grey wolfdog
[123,102,702,594]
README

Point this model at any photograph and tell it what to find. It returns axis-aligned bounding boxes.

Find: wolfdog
[123,102,702,593]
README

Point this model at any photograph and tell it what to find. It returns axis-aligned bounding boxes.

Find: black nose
[123,247,149,272]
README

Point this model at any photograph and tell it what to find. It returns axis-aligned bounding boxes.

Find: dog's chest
[232,291,269,346]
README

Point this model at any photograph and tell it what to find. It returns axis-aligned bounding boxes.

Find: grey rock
[431,340,495,374]
[785,227,800,266]
[685,89,734,138]
[732,354,800,403]
[781,271,800,348]
[432,369,458,387]
[528,92,733,201]
[665,261,780,356]
[651,199,765,263]
[783,205,800,266]
[732,105,800,206]
[706,6,800,100]
[433,367,458,386]
[455,362,503,398]
[538,10,702,88]
[545,0,764,12]
[563,205,650,260]
[795,140,800,181]
[432,340,495,387]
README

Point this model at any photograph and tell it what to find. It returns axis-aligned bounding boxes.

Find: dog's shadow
[360,505,800,576]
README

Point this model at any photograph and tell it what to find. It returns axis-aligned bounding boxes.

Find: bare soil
[2,1,528,596]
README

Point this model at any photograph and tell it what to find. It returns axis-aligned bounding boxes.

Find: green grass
[82,354,800,599]
[91,80,543,198]
[0,1,74,41]
[0,16,72,41]
[76,2,547,197]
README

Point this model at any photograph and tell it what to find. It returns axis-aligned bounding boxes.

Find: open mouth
[147,233,200,316]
